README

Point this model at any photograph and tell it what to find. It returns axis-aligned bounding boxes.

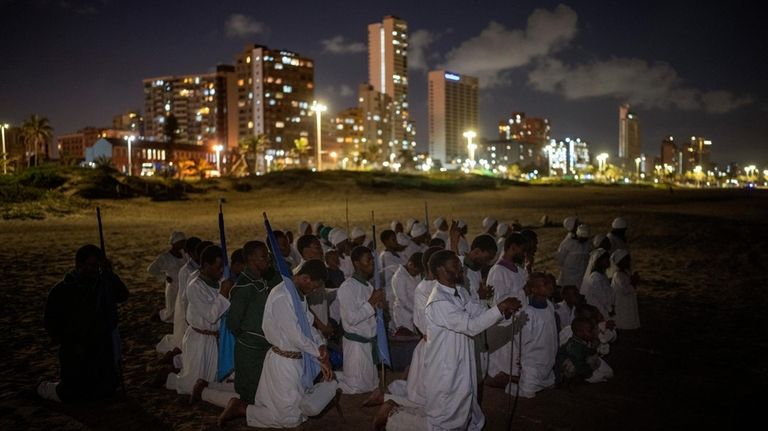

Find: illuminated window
[276,121,284,128]
[246,56,251,64]
[248,121,254,129]
[283,85,292,93]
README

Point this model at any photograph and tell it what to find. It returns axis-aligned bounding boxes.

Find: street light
[634,157,642,180]
[1,123,9,175]
[265,154,273,173]
[463,130,477,167]
[311,101,327,171]
[214,144,223,173]
[123,135,135,176]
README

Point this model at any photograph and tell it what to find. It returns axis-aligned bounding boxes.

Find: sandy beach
[1,183,766,430]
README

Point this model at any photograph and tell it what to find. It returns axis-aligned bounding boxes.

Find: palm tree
[21,114,53,167]
[238,134,268,175]
[293,137,310,168]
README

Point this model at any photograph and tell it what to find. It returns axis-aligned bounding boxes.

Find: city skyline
[1,0,766,165]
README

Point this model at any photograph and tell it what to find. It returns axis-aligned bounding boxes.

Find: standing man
[147,231,186,323]
[38,245,129,403]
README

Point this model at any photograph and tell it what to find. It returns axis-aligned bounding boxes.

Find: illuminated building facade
[235,45,315,154]
[427,70,479,164]
[358,83,393,162]
[619,103,641,162]
[368,16,414,154]
[545,137,591,176]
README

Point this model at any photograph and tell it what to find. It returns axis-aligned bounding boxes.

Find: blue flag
[217,203,236,381]
[264,213,321,390]
[370,223,392,367]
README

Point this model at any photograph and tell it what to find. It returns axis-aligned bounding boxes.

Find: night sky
[2,0,766,164]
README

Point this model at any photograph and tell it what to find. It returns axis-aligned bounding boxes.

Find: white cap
[611,249,630,266]
[496,223,510,237]
[411,222,428,238]
[433,217,445,229]
[169,231,186,245]
[482,216,497,229]
[612,217,628,229]
[396,232,411,246]
[405,218,418,233]
[457,219,467,229]
[329,228,348,246]
[576,224,591,238]
[298,221,310,235]
[390,220,401,231]
[563,216,578,232]
[350,227,366,240]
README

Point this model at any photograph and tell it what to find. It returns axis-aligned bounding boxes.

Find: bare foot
[372,400,398,431]
[189,378,208,404]
[362,387,384,407]
[218,397,247,427]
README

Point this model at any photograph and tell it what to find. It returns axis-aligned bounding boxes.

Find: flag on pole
[264,213,321,390]
[217,202,236,381]
[370,219,392,367]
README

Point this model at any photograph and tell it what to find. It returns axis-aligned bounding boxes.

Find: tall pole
[1,124,8,175]
[124,135,134,176]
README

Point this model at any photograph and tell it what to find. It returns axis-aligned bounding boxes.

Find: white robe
[585,271,614,321]
[432,230,449,243]
[423,282,503,430]
[339,254,354,279]
[446,236,470,256]
[147,251,187,322]
[554,301,575,330]
[391,265,419,331]
[559,321,617,355]
[246,282,326,428]
[556,236,591,287]
[607,232,628,252]
[166,275,230,394]
[157,260,198,353]
[486,262,527,378]
[459,256,490,378]
[505,300,558,398]
[401,279,436,407]
[612,270,641,329]
[337,276,379,394]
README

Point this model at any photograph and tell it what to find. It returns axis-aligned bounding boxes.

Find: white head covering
[433,217,446,230]
[457,219,467,229]
[411,222,428,238]
[610,249,630,267]
[396,232,412,246]
[298,221,310,235]
[593,234,606,248]
[496,223,510,237]
[329,228,348,246]
[405,218,418,234]
[576,224,591,239]
[390,220,401,231]
[313,221,324,234]
[581,248,609,292]
[482,216,497,229]
[350,227,366,240]
[563,216,578,232]
[612,217,628,229]
[169,231,186,245]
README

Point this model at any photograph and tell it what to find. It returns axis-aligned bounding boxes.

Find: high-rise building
[660,136,678,172]
[358,83,393,162]
[497,112,550,168]
[544,137,590,175]
[143,65,237,149]
[235,45,315,159]
[368,16,414,154]
[619,104,641,162]
[427,70,479,164]
[331,107,364,161]
[690,136,712,169]
[112,110,145,136]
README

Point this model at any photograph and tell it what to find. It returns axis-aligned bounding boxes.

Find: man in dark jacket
[37,244,129,403]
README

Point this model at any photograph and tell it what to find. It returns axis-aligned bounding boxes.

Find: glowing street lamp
[123,135,135,175]
[745,165,757,180]
[1,123,9,175]
[311,101,327,171]
[463,130,477,167]
[265,154,273,173]
[214,144,223,173]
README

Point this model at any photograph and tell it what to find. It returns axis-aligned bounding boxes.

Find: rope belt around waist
[344,332,380,365]
[192,327,219,337]
[271,346,302,360]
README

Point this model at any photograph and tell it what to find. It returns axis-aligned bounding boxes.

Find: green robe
[555,336,597,384]
[227,267,281,402]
